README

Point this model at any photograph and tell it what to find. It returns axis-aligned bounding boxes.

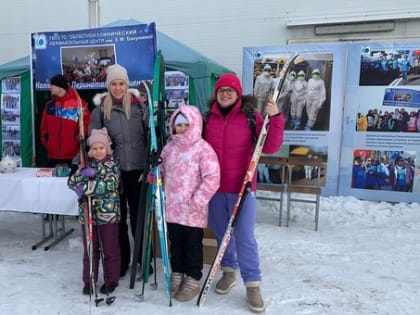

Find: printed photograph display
[252,53,333,131]
[341,42,420,202]
[1,76,21,93]
[259,144,327,188]
[164,71,189,109]
[60,45,116,84]
[243,43,346,196]
[1,76,22,166]
[1,94,20,110]
[287,145,328,187]
[351,149,416,192]
[357,47,420,133]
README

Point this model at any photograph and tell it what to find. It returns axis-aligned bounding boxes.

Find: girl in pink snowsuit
[160,105,220,302]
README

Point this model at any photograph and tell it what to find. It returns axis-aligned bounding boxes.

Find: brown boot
[246,281,265,313]
[170,272,184,298]
[175,276,200,302]
[215,267,236,294]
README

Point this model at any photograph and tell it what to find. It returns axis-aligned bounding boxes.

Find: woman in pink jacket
[160,105,220,302]
[204,73,284,313]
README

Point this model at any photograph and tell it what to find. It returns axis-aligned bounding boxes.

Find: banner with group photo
[340,42,420,203]
[31,23,157,91]
[242,43,347,196]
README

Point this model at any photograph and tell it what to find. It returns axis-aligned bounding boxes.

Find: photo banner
[242,43,347,196]
[31,23,157,91]
[1,76,22,167]
[340,42,420,203]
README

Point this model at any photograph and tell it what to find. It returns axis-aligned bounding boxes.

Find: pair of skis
[197,53,300,307]
[131,52,172,306]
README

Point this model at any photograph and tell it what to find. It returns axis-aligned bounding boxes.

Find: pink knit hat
[87,128,113,156]
[214,73,242,98]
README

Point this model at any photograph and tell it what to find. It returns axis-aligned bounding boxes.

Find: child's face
[90,143,107,160]
[175,123,189,134]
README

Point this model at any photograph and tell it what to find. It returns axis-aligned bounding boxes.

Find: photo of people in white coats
[253,53,332,131]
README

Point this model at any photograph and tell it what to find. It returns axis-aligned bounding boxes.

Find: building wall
[1,0,420,76]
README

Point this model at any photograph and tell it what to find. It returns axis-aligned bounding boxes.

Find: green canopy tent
[0,21,233,166]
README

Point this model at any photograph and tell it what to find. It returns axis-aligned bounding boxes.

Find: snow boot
[215,266,236,294]
[170,272,184,298]
[82,283,93,295]
[175,276,200,302]
[246,281,265,313]
[100,281,118,294]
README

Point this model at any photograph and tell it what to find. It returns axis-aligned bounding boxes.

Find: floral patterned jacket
[68,156,120,225]
[160,105,220,228]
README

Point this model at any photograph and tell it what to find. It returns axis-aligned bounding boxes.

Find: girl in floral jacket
[160,105,220,302]
[68,127,121,295]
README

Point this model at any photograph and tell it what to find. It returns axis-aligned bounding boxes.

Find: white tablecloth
[0,168,78,215]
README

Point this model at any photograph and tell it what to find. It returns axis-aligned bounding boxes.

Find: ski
[132,51,172,306]
[196,52,300,307]
[148,51,172,306]
[132,83,157,297]
[76,93,104,310]
[130,127,152,290]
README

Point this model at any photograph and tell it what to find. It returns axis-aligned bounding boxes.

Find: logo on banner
[253,50,263,60]
[361,46,370,55]
[33,34,47,49]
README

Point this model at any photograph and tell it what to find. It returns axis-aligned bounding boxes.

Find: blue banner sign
[31,23,157,90]
[383,88,420,107]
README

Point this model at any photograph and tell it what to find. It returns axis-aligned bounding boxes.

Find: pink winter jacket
[160,105,220,228]
[204,96,285,193]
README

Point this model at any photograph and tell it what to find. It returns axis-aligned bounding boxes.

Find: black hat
[50,74,69,91]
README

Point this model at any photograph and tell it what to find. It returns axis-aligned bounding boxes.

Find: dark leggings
[119,170,144,269]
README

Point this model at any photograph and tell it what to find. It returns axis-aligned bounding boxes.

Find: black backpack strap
[246,109,257,143]
[202,110,211,139]
[100,107,104,127]
[138,103,148,144]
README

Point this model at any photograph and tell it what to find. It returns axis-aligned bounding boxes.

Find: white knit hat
[174,113,189,125]
[106,64,129,87]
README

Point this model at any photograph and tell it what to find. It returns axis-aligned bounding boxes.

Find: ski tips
[92,295,115,306]
[294,54,305,64]
[197,296,205,307]
[135,292,145,302]
[94,297,104,306]
[196,284,209,307]
[105,296,116,305]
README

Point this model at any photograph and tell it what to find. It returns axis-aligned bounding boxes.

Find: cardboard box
[203,227,217,265]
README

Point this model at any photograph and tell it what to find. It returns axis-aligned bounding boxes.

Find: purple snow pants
[81,223,120,286]
[208,192,261,283]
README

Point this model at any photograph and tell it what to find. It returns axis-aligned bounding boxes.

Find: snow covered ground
[1,194,420,315]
